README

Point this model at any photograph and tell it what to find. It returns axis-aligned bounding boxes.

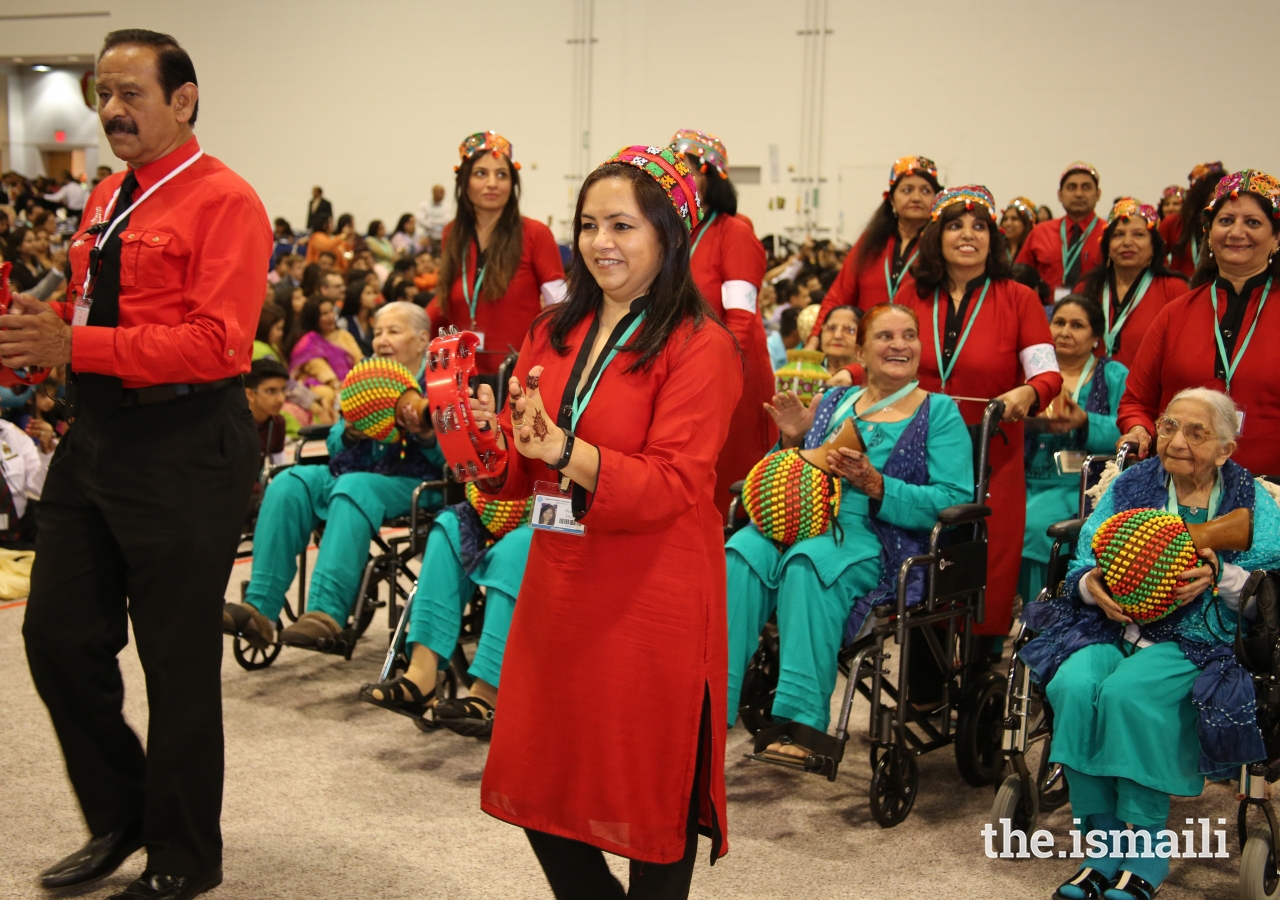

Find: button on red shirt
[60,136,272,388]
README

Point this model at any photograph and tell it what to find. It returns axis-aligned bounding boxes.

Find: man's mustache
[104,118,138,135]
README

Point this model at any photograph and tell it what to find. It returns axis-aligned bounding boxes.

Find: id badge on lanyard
[530,479,585,536]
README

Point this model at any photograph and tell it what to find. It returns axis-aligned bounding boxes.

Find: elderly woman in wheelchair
[725,303,973,761]
[1019,387,1280,900]
[223,301,445,651]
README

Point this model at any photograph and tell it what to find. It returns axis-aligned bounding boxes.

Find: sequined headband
[1206,169,1280,219]
[1188,161,1225,185]
[887,155,939,195]
[1059,161,1099,187]
[930,185,996,222]
[601,145,703,233]
[456,131,519,172]
[670,128,729,179]
[1161,185,1184,201]
[1004,196,1038,222]
[1107,197,1158,230]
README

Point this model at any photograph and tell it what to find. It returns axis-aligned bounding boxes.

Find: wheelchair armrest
[297,423,331,440]
[728,479,745,498]
[1047,518,1086,542]
[937,503,991,526]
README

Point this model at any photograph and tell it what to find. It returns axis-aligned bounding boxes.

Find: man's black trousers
[24,384,258,875]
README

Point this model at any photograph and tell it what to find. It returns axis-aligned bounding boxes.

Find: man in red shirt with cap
[0,29,269,900]
[1016,161,1106,301]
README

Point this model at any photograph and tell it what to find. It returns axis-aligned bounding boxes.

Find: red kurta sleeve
[718,217,767,350]
[1115,303,1170,439]
[526,220,565,286]
[71,189,271,383]
[1014,283,1063,409]
[583,324,742,533]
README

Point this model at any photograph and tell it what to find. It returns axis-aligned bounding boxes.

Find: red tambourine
[424,327,507,482]
[0,261,51,388]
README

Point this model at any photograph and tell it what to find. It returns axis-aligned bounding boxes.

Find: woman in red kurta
[471,146,741,897]
[1159,161,1226,279]
[672,128,775,517]
[428,131,566,376]
[1076,197,1188,368]
[809,156,941,336]
[1119,170,1280,475]
[901,185,1062,638]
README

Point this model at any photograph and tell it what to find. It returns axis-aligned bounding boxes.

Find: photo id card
[531,480,585,536]
[472,331,485,351]
[1054,450,1088,475]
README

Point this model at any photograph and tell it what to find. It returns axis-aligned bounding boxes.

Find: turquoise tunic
[405,512,532,687]
[1018,359,1128,603]
[725,392,973,731]
[245,420,445,625]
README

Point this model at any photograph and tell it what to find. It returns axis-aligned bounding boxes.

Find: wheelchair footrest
[746,721,847,781]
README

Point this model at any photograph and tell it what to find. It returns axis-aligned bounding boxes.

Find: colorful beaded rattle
[1091,506,1253,621]
[0,261,52,388]
[424,327,508,483]
[338,358,421,444]
[741,419,865,545]
[465,482,532,543]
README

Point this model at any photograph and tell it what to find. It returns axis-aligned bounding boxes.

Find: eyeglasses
[821,323,857,336]
[1154,416,1217,445]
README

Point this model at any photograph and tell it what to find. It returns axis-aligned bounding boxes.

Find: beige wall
[2,0,1277,243]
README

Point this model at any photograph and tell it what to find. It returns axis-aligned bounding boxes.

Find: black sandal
[1052,867,1111,900]
[435,696,495,739]
[1103,872,1159,900]
[358,675,437,727]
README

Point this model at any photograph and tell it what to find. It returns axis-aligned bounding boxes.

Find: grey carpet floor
[0,546,1246,899]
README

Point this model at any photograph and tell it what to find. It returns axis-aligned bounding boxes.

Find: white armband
[721,281,758,314]
[1018,343,1060,379]
[539,279,568,306]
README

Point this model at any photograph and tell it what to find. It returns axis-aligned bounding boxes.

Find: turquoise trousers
[245,465,434,624]
[406,512,532,687]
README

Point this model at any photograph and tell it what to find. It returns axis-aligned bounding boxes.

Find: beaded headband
[886,155,939,197]
[456,131,519,173]
[1161,185,1184,201]
[1188,161,1225,184]
[601,145,703,233]
[1107,197,1158,230]
[670,128,729,178]
[1206,169,1280,219]
[339,358,421,444]
[1003,196,1038,223]
[1059,161,1099,187]
[930,184,996,222]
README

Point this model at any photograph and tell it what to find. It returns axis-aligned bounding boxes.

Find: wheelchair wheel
[232,634,283,670]
[738,624,779,736]
[869,746,918,828]
[992,773,1039,836]
[1240,823,1280,900]
[955,669,1007,787]
[1036,738,1069,812]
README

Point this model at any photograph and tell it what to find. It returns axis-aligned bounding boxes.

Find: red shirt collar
[1058,211,1099,231]
[129,135,202,192]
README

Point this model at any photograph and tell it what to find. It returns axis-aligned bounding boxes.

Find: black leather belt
[119,375,241,407]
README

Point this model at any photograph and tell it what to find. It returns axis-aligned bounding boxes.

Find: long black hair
[393,213,414,235]
[853,169,943,275]
[437,153,524,314]
[539,162,733,372]
[685,154,738,217]
[1080,219,1185,301]
[1173,170,1227,258]
[1190,192,1280,288]
[911,202,1012,296]
[284,295,331,360]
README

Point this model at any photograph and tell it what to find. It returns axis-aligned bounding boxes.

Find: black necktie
[74,170,138,416]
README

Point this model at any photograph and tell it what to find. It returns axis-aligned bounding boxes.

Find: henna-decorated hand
[826,447,884,500]
[507,365,565,464]
[467,381,505,451]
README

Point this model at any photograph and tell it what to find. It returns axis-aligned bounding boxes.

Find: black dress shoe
[106,868,223,899]
[40,827,143,889]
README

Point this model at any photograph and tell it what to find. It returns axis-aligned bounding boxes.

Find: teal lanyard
[1166,474,1221,520]
[1102,270,1153,354]
[1191,235,1201,268]
[690,211,718,259]
[1210,276,1271,394]
[825,380,920,440]
[1068,353,1096,406]
[1059,217,1098,282]
[931,278,991,390]
[462,242,487,322]
[570,312,647,431]
[883,243,919,299]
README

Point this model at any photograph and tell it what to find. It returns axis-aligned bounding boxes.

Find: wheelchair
[993,446,1280,899]
[730,398,1009,827]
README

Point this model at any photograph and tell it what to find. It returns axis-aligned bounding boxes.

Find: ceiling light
[32,65,51,72]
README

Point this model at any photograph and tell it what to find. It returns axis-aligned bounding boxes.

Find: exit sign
[54,130,66,143]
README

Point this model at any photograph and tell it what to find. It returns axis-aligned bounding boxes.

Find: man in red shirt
[0,30,268,900]
[1016,162,1105,301]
